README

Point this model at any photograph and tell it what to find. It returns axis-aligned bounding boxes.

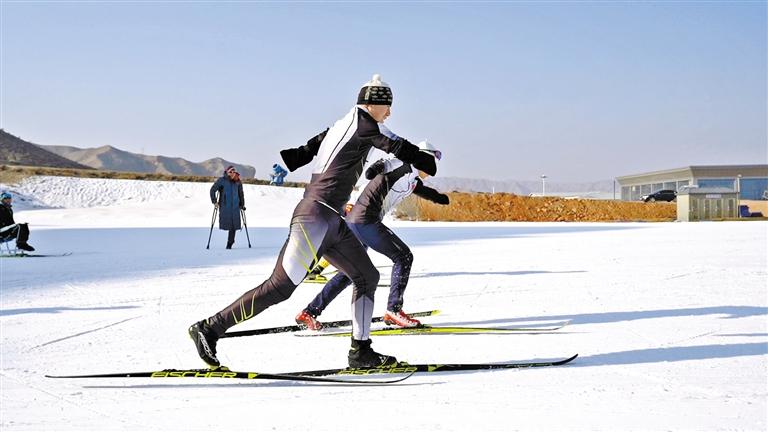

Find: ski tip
[556,354,579,365]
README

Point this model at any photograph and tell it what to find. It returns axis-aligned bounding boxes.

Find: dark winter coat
[0,203,15,239]
[210,176,244,231]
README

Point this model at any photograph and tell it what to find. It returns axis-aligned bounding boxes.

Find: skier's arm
[359,118,437,176]
[413,179,450,205]
[365,135,436,176]
[280,128,329,172]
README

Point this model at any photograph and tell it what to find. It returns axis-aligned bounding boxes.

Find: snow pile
[1,176,305,228]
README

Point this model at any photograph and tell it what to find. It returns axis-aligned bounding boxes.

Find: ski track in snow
[0,176,766,431]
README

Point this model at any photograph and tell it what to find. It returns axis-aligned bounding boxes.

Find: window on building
[621,186,630,201]
[739,178,768,200]
[677,180,689,191]
[663,182,677,191]
[652,183,664,192]
[699,178,736,190]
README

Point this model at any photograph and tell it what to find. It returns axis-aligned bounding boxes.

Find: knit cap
[357,74,393,106]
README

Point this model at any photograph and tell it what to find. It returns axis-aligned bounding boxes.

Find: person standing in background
[210,166,245,249]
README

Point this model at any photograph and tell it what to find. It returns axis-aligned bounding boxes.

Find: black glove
[393,139,437,176]
[365,159,386,180]
[240,206,246,211]
[434,193,450,205]
[412,151,437,176]
[280,148,304,172]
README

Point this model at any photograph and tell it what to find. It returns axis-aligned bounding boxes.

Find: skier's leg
[350,222,412,312]
[323,228,397,368]
[321,227,379,341]
[306,272,353,317]
[206,215,329,335]
[190,201,333,366]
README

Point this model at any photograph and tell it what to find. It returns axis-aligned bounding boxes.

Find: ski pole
[241,208,251,248]
[206,206,218,249]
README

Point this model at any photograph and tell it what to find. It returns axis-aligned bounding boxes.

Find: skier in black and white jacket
[295,141,449,330]
[188,75,437,369]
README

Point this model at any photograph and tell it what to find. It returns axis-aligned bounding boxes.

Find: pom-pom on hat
[357,74,393,106]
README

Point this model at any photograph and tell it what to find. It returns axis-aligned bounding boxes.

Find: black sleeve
[280,128,329,172]
[0,207,14,227]
[413,179,449,204]
[391,140,437,176]
[365,159,387,180]
[357,111,437,176]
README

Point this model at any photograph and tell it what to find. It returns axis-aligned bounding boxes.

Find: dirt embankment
[399,193,677,222]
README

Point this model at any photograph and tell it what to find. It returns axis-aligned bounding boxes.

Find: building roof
[616,165,768,184]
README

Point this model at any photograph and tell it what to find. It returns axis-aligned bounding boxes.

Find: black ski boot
[17,242,35,252]
[188,320,220,367]
[348,338,398,368]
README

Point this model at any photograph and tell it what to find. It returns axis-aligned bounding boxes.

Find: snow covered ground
[1,176,766,431]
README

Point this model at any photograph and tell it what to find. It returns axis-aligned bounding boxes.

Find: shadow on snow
[0,305,140,317]
[445,305,768,327]
[573,342,768,367]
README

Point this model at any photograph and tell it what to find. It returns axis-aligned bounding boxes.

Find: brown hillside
[0,164,307,188]
[0,130,91,170]
[404,193,676,222]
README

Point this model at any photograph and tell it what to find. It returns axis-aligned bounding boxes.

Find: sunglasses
[227,169,236,174]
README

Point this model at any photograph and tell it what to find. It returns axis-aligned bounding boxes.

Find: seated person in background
[0,192,35,251]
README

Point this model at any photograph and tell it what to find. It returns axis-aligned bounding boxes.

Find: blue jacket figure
[270,164,288,186]
[210,166,245,249]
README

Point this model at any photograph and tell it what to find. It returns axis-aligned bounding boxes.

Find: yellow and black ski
[282,354,579,376]
[46,366,412,384]
[220,309,441,338]
[296,321,570,337]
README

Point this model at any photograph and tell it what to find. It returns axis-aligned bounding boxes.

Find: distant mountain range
[0,129,91,170]
[0,129,256,178]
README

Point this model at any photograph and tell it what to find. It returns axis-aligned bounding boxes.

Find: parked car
[641,189,677,202]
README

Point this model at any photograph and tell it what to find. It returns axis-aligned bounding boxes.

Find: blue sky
[2,1,766,182]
